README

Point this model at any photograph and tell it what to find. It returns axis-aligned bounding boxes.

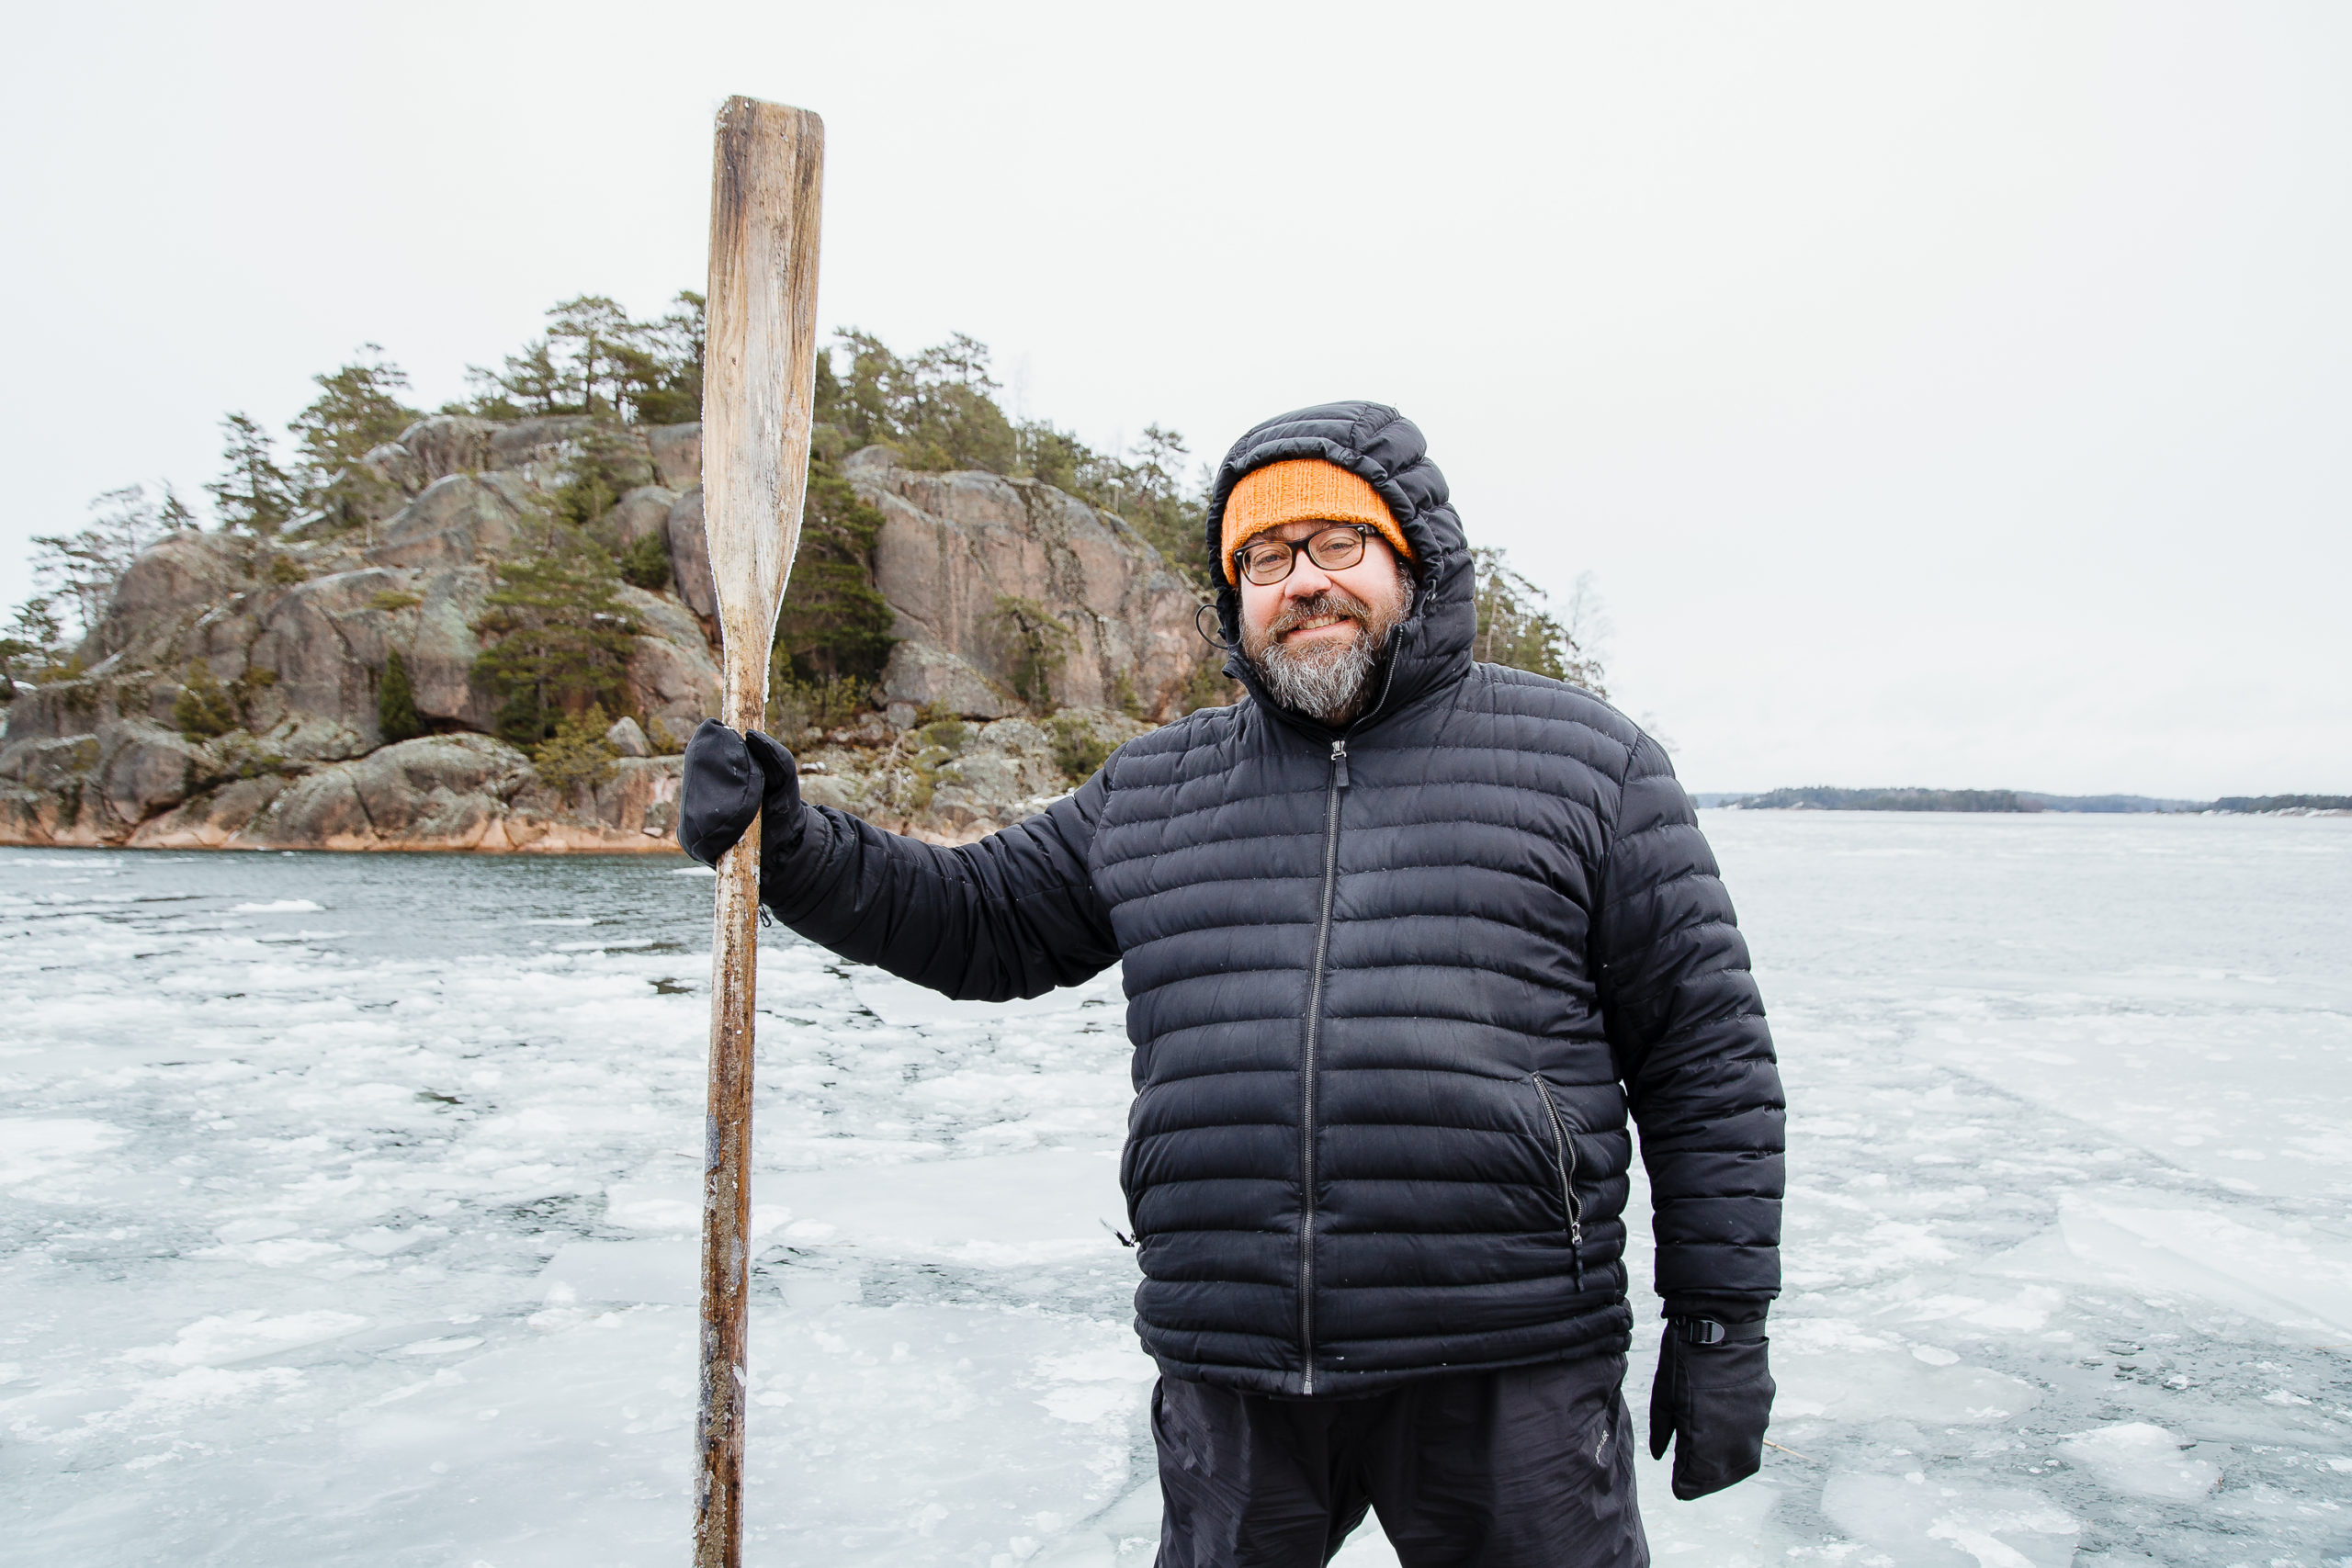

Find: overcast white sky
[5,2,2346,796]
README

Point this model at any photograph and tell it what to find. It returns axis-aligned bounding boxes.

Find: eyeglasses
[1233,525,1378,587]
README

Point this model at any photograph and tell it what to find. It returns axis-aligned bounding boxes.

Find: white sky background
[3,3,2346,797]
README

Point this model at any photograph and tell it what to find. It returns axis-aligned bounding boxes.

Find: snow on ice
[1,812,2347,1565]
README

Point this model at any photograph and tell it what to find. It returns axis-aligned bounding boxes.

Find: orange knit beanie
[1220,459,1413,584]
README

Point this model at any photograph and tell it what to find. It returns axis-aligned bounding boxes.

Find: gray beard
[1253,626,1385,726]
[1243,570,1415,726]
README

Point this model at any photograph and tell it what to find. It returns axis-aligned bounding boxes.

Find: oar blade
[702,95,825,721]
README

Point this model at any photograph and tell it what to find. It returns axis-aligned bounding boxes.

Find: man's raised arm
[678,720,1121,1004]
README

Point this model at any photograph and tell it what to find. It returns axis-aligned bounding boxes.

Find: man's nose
[1284,555,1337,597]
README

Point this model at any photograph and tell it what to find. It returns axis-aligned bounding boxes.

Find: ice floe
[1,813,2347,1563]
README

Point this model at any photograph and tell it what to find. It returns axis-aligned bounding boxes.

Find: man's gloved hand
[677,718,803,868]
[1648,1317,1774,1500]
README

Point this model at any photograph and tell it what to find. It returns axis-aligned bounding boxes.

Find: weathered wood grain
[695,95,823,1568]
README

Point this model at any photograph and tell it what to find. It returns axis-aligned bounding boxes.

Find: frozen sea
[3,811,2348,1567]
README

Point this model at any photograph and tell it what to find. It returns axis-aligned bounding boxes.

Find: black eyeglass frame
[1232,524,1379,588]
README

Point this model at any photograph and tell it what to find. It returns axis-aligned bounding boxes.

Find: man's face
[1235,519,1416,726]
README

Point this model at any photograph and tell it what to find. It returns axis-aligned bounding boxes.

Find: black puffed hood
[1206,401,1476,730]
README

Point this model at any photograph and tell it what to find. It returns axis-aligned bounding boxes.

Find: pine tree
[547,295,634,417]
[618,531,672,590]
[531,703,620,801]
[0,596,65,693]
[772,459,897,683]
[1100,425,1207,581]
[469,522,642,743]
[615,290,706,423]
[287,347,420,530]
[157,485,198,532]
[208,412,299,535]
[821,329,1016,471]
[551,423,656,529]
[378,647,424,742]
[1469,548,1608,695]
[289,346,419,477]
[29,484,175,637]
[174,659,238,738]
[812,343,844,439]
[469,293,707,426]
[466,338,568,418]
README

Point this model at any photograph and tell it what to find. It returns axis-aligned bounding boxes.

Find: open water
[2,812,2348,1566]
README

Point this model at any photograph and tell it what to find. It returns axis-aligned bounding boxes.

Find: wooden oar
[695,95,824,1568]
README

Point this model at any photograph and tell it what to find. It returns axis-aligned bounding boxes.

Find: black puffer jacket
[763,402,1785,1396]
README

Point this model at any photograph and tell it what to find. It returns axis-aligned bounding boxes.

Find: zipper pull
[1330,739,1350,788]
[1568,1188,1584,1289]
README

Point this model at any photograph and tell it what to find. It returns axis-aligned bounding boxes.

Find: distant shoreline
[1690,787,2351,816]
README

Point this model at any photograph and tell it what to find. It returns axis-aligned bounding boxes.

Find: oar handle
[695,96,823,1568]
[697,815,761,1565]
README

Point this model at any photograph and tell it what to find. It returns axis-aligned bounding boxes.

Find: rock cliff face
[795,708,1152,847]
[851,449,1207,723]
[0,414,1214,852]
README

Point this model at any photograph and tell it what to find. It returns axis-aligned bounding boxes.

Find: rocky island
[2,310,1600,855]
[0,324,1223,852]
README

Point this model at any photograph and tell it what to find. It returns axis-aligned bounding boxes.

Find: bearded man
[678,402,1785,1567]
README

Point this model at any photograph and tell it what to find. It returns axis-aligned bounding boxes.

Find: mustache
[1265,590,1374,637]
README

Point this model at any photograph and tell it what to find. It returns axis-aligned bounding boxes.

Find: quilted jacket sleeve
[1593,733,1786,1317]
[758,770,1121,1003]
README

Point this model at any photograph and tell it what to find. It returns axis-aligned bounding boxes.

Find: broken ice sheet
[3,813,2350,1564]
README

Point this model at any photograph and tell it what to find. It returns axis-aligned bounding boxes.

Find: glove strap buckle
[1670,1316,1766,1346]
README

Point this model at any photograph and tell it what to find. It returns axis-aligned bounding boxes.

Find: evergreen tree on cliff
[289,346,420,479]
[288,345,421,527]
[0,597,64,694]
[772,463,896,684]
[466,339,568,419]
[31,484,179,636]
[208,413,299,535]
[616,290,705,424]
[825,329,1019,474]
[469,524,641,744]
[546,296,634,417]
[464,292,705,425]
[378,648,424,743]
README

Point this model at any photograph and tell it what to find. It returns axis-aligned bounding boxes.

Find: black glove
[1648,1316,1774,1500]
[677,718,803,868]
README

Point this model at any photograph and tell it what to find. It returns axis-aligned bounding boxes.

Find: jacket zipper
[1528,1074,1586,1294]
[1299,737,1348,1393]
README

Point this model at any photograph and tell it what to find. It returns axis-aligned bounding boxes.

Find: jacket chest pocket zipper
[1526,1075,1586,1294]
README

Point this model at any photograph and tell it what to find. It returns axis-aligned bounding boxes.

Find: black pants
[1153,1357,1647,1568]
